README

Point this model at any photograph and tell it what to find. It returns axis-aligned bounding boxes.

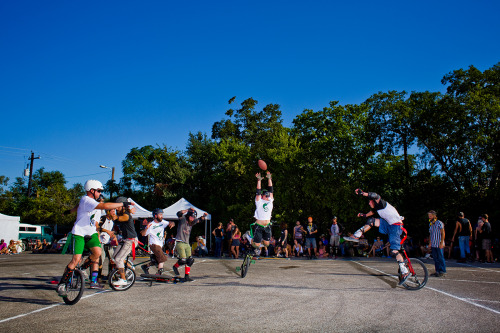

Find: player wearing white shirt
[250,171,274,256]
[57,180,134,297]
[344,189,409,285]
[140,209,173,275]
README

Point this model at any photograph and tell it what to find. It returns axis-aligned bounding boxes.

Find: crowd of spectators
[205,215,497,263]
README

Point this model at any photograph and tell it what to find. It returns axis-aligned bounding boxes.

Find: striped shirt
[429,220,444,247]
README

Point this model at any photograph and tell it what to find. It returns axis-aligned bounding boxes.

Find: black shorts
[253,225,271,244]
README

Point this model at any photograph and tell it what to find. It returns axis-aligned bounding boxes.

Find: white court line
[465,298,500,304]
[0,290,109,324]
[352,261,500,315]
[455,262,500,273]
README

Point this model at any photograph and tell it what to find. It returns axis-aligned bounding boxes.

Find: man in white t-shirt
[344,189,409,284]
[141,208,173,275]
[250,171,274,256]
[57,180,134,297]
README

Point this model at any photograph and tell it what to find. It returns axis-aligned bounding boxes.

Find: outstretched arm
[266,171,273,199]
[255,173,263,200]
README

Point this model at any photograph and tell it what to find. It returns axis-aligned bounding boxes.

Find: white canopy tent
[0,212,21,242]
[130,198,212,246]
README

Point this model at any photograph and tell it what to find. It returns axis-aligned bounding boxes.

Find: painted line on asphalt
[455,262,500,273]
[0,290,109,324]
[352,261,500,315]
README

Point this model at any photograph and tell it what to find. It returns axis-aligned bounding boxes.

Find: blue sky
[1,0,499,188]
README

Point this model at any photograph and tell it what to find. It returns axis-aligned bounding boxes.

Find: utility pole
[27,151,41,197]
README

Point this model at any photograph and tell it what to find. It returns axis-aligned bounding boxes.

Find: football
[258,159,267,170]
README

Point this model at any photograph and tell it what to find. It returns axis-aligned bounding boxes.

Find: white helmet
[84,179,104,192]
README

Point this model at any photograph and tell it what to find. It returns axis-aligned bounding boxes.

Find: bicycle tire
[402,258,428,290]
[108,267,136,291]
[62,270,85,305]
[241,254,251,278]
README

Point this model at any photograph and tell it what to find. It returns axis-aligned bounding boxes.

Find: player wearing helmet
[57,180,134,297]
[250,171,274,256]
[172,208,208,282]
[344,189,409,285]
[140,208,174,275]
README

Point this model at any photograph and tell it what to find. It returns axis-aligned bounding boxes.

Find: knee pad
[177,258,187,265]
[186,257,195,267]
[365,217,376,227]
[390,250,399,258]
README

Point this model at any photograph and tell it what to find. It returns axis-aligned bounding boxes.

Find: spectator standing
[451,212,472,263]
[475,217,483,261]
[225,219,236,257]
[293,221,305,246]
[304,217,318,259]
[212,222,224,257]
[231,227,241,259]
[329,217,342,259]
[479,214,494,263]
[276,222,289,258]
[428,210,447,277]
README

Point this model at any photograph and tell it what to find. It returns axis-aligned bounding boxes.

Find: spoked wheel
[402,258,428,290]
[62,270,85,305]
[241,255,251,278]
[108,267,136,291]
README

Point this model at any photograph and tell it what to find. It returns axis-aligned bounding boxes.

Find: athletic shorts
[150,244,168,264]
[176,241,191,259]
[305,238,317,249]
[330,235,340,247]
[253,224,271,244]
[378,219,402,251]
[73,234,101,255]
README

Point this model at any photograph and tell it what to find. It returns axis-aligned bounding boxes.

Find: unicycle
[237,252,256,278]
[62,269,85,305]
[399,228,428,290]
[108,256,136,291]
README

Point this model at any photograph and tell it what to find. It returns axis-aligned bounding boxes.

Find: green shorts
[175,242,191,259]
[73,234,101,255]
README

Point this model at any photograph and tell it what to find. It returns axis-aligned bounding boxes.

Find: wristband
[256,188,262,195]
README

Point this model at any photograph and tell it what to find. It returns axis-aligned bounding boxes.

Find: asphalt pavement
[1,253,499,332]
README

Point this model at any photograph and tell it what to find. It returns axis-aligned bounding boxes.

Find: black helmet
[186,208,198,218]
[115,196,128,203]
[152,208,163,218]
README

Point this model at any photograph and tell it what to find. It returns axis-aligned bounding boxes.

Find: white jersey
[377,202,402,225]
[145,220,170,246]
[254,198,274,221]
[71,196,100,237]
[99,218,114,244]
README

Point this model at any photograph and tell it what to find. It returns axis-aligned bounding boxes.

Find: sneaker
[57,284,67,297]
[173,265,180,276]
[253,248,261,256]
[398,272,409,285]
[90,281,105,289]
[184,275,194,282]
[112,279,127,287]
[424,253,431,259]
[81,270,89,282]
[157,268,164,276]
[343,236,360,243]
[141,264,150,275]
